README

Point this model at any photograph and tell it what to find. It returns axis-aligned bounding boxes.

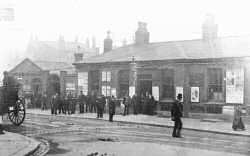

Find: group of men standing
[123,92,156,116]
[47,91,117,122]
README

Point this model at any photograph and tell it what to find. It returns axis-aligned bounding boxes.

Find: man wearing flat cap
[171,93,183,138]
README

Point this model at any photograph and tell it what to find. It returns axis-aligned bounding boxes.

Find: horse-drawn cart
[0,84,25,126]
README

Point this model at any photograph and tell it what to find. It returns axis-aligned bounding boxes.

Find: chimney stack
[202,14,218,41]
[135,22,150,45]
[103,31,113,53]
[74,45,83,62]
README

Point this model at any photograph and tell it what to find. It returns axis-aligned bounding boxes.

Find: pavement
[1,108,249,156]
[0,130,40,156]
[27,108,250,137]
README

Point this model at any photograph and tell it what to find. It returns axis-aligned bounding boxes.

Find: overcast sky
[1,0,250,78]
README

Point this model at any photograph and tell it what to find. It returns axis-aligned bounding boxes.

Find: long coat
[108,98,116,115]
[171,100,183,119]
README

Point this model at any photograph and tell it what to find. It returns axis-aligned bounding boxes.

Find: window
[162,69,174,98]
[208,68,223,101]
[101,71,111,96]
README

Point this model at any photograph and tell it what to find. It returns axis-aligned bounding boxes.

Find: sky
[1,0,250,80]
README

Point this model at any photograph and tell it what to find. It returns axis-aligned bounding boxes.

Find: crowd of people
[37,91,157,119]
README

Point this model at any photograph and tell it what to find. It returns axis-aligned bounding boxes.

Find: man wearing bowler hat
[171,93,183,138]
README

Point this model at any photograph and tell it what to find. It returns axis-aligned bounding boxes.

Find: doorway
[138,80,152,97]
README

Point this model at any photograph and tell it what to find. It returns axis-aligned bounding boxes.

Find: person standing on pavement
[78,91,86,113]
[51,93,59,115]
[96,94,102,118]
[101,95,106,118]
[108,96,116,122]
[67,92,73,114]
[232,105,245,131]
[131,93,138,115]
[123,94,131,116]
[41,93,47,110]
[143,92,150,115]
[148,94,156,115]
[171,93,183,138]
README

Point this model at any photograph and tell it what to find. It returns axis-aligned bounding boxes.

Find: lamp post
[129,56,137,97]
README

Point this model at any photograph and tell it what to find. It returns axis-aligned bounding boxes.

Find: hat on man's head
[177,93,182,99]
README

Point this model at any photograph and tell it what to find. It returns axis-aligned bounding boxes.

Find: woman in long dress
[232,105,245,131]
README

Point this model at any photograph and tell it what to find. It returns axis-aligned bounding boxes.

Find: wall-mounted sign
[226,68,244,104]
[191,87,199,102]
[176,86,183,102]
[78,72,88,95]
[152,86,159,101]
[129,86,135,97]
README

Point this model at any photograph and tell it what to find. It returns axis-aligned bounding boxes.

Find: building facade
[74,20,250,116]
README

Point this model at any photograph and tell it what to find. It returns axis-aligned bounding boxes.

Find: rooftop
[75,36,250,64]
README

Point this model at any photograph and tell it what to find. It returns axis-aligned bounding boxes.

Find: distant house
[73,20,250,115]
[26,36,99,63]
[8,58,77,107]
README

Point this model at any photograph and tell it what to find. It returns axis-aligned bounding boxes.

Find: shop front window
[162,69,174,99]
[208,68,224,102]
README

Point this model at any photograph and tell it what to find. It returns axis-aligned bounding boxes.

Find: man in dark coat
[131,93,138,115]
[78,91,86,113]
[51,93,60,115]
[96,94,104,118]
[171,93,183,138]
[108,96,116,122]
[67,92,73,114]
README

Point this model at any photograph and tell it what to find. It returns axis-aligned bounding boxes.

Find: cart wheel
[8,100,26,126]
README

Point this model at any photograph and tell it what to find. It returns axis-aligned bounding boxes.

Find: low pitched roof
[9,58,74,74]
[34,61,74,72]
[9,58,43,73]
[75,36,250,64]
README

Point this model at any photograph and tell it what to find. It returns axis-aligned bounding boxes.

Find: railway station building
[74,20,250,116]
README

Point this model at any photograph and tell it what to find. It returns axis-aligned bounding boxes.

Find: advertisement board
[152,86,159,101]
[226,68,244,104]
[129,86,135,97]
[191,87,199,102]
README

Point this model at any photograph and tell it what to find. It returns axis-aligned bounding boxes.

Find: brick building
[73,20,250,116]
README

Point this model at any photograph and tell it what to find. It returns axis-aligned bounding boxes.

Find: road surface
[3,113,250,156]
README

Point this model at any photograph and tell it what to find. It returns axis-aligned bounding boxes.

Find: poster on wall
[78,72,88,95]
[191,87,199,102]
[129,86,135,97]
[111,88,117,97]
[152,86,159,101]
[226,68,244,104]
[175,86,183,102]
